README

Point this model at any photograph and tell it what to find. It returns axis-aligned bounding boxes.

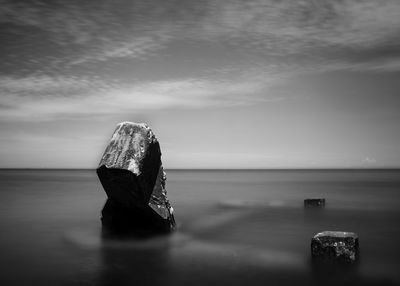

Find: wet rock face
[97,122,175,234]
[304,198,325,207]
[311,231,359,263]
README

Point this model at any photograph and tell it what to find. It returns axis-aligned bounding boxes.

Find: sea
[0,169,399,286]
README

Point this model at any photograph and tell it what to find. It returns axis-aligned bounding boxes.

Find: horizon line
[1,167,399,171]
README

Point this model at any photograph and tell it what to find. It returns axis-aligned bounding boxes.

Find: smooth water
[0,169,399,285]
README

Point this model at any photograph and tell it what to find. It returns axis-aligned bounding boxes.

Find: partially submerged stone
[304,198,326,207]
[311,231,359,263]
[97,122,175,234]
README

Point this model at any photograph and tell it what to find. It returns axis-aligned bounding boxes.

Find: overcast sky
[1,0,400,168]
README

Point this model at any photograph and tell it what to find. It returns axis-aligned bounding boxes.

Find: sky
[1,0,400,169]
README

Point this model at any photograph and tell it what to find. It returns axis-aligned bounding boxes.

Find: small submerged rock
[304,198,325,207]
[97,122,175,235]
[311,231,359,263]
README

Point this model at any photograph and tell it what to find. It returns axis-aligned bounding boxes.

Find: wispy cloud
[0,75,110,96]
[197,0,400,47]
[0,75,279,121]
[69,30,173,65]
[0,0,175,70]
[1,0,400,121]
[2,0,400,75]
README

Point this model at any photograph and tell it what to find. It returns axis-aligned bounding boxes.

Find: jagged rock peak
[99,121,158,176]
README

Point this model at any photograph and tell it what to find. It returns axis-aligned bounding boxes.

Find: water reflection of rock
[97,229,173,286]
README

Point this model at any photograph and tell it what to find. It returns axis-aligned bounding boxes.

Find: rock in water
[97,122,175,234]
[311,231,359,263]
[304,198,325,207]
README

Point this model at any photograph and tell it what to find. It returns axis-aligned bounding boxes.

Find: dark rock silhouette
[304,198,325,207]
[97,122,175,235]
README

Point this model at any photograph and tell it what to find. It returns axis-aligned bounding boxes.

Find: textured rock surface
[311,231,359,263]
[97,122,175,234]
[304,198,325,207]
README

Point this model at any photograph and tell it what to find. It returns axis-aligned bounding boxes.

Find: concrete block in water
[304,198,325,207]
[311,231,359,263]
[97,122,175,234]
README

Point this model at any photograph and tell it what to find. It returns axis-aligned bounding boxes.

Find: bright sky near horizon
[1,0,400,169]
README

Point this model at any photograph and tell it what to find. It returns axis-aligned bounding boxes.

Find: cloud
[363,157,376,165]
[190,0,400,77]
[1,0,400,123]
[197,0,400,47]
[69,33,171,65]
[0,0,175,71]
[2,0,400,75]
[0,75,279,121]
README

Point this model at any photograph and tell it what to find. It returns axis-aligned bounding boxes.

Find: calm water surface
[0,169,399,285]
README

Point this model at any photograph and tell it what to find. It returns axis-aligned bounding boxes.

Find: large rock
[311,231,359,263]
[97,122,175,234]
